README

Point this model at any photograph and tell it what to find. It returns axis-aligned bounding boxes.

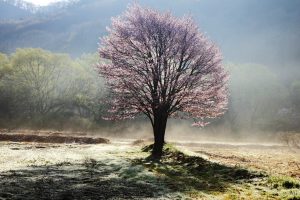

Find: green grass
[267,176,300,200]
[133,143,300,200]
[268,176,300,189]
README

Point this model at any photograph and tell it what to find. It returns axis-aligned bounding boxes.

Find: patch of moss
[280,189,300,200]
[287,196,300,200]
[268,176,300,189]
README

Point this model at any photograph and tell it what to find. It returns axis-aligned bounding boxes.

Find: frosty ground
[0,141,184,199]
[0,138,299,200]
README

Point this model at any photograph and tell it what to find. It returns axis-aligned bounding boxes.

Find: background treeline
[0,48,106,130]
[222,64,300,133]
[0,48,299,133]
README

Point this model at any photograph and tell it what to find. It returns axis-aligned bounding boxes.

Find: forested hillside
[0,0,300,70]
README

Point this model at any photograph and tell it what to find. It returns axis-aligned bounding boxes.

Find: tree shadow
[0,158,172,200]
[134,144,266,194]
[0,145,267,199]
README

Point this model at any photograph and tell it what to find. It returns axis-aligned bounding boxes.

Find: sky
[23,0,63,6]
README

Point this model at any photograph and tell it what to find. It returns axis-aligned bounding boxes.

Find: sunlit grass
[0,141,299,199]
[132,143,300,200]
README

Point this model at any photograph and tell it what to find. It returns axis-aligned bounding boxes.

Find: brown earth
[0,133,110,144]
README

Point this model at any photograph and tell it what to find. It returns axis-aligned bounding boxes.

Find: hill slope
[0,0,299,69]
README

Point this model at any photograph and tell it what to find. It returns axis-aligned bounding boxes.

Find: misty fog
[0,0,300,143]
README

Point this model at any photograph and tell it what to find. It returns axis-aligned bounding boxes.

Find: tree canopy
[98,4,228,157]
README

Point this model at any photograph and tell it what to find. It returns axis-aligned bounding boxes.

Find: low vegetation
[133,144,300,199]
[0,138,299,199]
[0,142,187,199]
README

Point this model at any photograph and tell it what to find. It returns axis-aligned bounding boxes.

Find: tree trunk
[152,112,168,159]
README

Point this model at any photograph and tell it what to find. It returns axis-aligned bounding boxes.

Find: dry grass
[175,142,300,179]
[0,131,299,200]
[135,144,300,200]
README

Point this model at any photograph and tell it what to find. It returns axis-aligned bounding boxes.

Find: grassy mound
[136,144,300,199]
[138,144,264,193]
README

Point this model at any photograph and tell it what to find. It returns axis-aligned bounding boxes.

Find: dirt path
[0,142,183,200]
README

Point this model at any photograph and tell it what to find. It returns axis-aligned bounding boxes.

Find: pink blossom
[98,4,228,128]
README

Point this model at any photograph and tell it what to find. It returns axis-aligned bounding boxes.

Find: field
[176,141,300,178]
[0,131,299,200]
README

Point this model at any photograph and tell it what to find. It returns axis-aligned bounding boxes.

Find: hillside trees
[98,4,228,157]
[0,48,104,128]
[0,53,11,78]
[225,63,288,131]
[278,80,300,131]
[73,54,106,120]
[0,53,12,119]
[10,48,69,116]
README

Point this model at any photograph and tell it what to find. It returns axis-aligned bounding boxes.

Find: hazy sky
[23,0,63,6]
